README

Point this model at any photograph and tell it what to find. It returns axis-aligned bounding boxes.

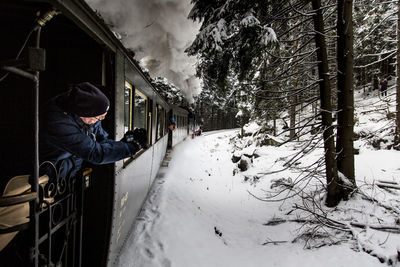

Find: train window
[124,82,150,149]
[123,85,149,164]
[165,110,168,133]
[147,99,153,145]
[124,82,133,131]
[160,108,165,137]
[156,104,164,140]
[134,89,147,130]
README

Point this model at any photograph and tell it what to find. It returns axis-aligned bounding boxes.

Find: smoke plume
[86,0,201,102]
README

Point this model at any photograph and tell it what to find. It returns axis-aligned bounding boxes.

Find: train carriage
[169,105,190,148]
[0,0,188,266]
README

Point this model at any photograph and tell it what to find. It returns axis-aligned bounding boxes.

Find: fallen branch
[376,182,400,190]
[262,240,288,245]
[360,195,400,214]
[359,107,388,115]
[377,180,398,185]
[293,204,350,231]
[350,222,400,233]
[263,218,314,226]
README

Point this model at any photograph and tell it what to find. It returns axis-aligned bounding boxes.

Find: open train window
[123,83,150,164]
[124,82,150,145]
[124,81,133,131]
[124,81,148,132]
[134,88,148,129]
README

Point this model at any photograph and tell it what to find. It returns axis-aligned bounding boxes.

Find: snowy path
[117,130,381,267]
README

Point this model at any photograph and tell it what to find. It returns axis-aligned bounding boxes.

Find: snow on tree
[152,77,185,106]
[354,0,397,88]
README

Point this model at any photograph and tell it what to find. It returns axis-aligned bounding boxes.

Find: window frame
[155,104,165,141]
[123,82,151,166]
[133,88,148,130]
[124,81,134,132]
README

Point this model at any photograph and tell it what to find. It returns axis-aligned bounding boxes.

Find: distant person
[167,117,176,147]
[196,126,202,136]
[380,78,388,96]
[168,117,176,131]
[40,82,147,179]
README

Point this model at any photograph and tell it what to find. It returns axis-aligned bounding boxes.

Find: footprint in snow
[143,247,154,259]
[214,226,228,245]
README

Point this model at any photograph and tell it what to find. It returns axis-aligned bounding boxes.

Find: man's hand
[132,128,148,149]
[122,130,135,143]
[122,128,148,149]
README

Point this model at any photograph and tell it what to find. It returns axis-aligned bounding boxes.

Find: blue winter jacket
[40,94,138,179]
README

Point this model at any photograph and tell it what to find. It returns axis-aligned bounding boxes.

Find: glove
[122,130,135,143]
[122,128,148,149]
[132,128,148,149]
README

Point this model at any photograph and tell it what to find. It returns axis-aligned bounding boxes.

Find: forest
[185,0,400,207]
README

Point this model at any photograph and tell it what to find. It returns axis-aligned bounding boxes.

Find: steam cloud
[86,0,201,102]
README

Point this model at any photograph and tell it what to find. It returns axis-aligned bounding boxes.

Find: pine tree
[336,0,355,198]
[311,0,340,207]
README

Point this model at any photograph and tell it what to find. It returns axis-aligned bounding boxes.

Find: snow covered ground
[116,113,400,267]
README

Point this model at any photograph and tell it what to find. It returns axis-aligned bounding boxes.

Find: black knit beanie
[68,82,110,117]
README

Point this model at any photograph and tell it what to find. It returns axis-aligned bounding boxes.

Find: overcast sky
[86,0,201,102]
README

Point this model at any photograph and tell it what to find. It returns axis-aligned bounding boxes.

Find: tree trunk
[211,105,214,131]
[373,75,379,91]
[336,0,356,197]
[290,41,299,139]
[311,0,340,207]
[395,1,400,148]
[290,94,296,139]
[273,117,276,136]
